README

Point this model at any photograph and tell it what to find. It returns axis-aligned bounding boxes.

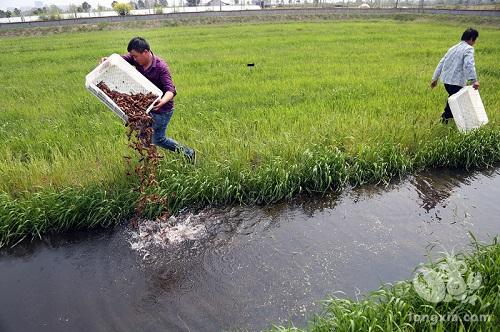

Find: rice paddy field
[1,17,500,246]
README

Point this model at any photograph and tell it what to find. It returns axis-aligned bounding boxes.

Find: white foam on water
[128,213,208,256]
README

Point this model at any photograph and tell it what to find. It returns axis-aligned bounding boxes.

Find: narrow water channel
[1,167,499,332]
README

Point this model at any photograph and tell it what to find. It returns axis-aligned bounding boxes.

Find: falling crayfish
[97,82,169,225]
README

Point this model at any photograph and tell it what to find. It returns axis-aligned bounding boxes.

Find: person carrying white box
[430,28,480,124]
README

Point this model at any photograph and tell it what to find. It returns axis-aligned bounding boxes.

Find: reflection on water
[0,167,499,332]
[413,175,452,212]
[411,167,497,221]
[412,170,467,213]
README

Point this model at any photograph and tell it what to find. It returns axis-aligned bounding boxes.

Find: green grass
[1,18,500,246]
[268,237,500,331]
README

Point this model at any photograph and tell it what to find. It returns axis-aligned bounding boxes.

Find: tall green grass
[1,19,499,246]
[268,237,500,331]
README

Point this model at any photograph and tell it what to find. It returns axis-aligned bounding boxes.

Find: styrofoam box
[85,53,162,123]
[448,86,488,133]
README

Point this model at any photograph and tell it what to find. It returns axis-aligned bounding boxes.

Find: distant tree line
[2,0,497,21]
[111,0,170,16]
[0,8,21,18]
[118,0,170,10]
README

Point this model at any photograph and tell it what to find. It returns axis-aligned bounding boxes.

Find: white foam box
[448,86,488,133]
[85,53,162,123]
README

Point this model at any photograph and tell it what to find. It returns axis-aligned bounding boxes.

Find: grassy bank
[1,18,499,246]
[269,237,500,331]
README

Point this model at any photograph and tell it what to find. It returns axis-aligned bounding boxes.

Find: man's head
[127,37,152,66]
[461,28,479,46]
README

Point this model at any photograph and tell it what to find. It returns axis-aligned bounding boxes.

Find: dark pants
[442,84,463,119]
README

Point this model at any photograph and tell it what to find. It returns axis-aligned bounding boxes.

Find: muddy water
[1,168,499,332]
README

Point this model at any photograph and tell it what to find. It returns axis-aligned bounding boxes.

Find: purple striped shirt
[122,53,176,113]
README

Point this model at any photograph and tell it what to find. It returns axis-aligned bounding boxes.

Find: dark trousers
[442,84,463,119]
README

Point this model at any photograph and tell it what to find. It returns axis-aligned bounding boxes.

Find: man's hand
[472,81,480,90]
[430,80,438,89]
[152,98,167,111]
[152,91,174,111]
[100,57,108,64]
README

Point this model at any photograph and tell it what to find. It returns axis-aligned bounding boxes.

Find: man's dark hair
[461,28,479,42]
[127,37,150,53]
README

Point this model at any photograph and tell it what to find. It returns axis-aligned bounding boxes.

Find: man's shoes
[186,149,196,165]
[441,114,449,124]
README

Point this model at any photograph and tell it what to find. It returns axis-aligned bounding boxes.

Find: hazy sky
[1,0,105,10]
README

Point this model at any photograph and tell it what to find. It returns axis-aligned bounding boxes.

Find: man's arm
[122,53,134,65]
[464,48,479,90]
[159,64,176,96]
[99,54,134,64]
[153,64,177,111]
[430,55,445,88]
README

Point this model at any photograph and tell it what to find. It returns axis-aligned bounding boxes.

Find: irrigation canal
[1,167,499,331]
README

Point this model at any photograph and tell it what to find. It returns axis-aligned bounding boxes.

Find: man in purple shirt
[104,37,195,162]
